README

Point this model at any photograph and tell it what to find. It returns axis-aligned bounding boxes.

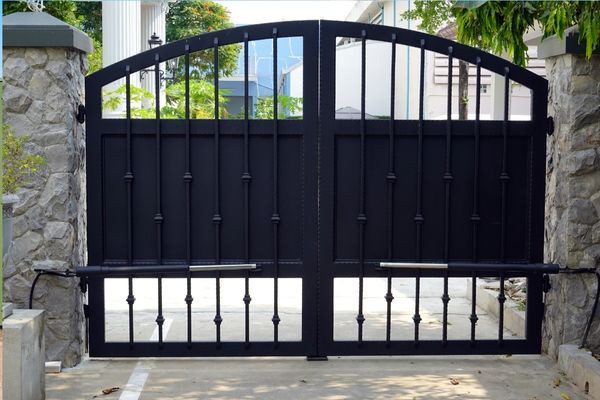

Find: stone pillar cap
[3,11,92,53]
[538,25,600,59]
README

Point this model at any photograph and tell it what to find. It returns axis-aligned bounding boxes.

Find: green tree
[3,0,239,76]
[403,0,600,67]
[102,82,230,119]
[253,96,303,120]
[166,0,240,80]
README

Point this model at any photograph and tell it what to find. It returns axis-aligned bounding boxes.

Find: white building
[341,0,547,120]
[102,0,168,115]
[279,0,546,121]
[336,0,421,119]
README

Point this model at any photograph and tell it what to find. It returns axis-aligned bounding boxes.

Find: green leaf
[453,0,488,10]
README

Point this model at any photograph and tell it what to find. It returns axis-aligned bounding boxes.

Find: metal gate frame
[317,21,551,356]
[81,20,555,358]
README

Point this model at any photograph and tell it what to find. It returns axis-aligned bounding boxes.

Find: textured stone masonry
[2,47,87,367]
[543,53,600,358]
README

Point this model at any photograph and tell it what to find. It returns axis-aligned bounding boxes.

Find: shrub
[2,124,45,194]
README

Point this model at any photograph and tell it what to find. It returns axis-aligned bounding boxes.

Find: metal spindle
[500,67,510,262]
[385,33,397,346]
[242,32,253,347]
[124,66,135,348]
[154,53,165,343]
[441,47,454,345]
[414,270,422,344]
[157,274,165,345]
[271,28,281,346]
[154,53,163,263]
[469,58,482,346]
[125,65,134,278]
[127,275,135,346]
[413,39,426,344]
[471,57,482,262]
[498,272,506,343]
[212,38,223,346]
[470,271,478,343]
[183,45,193,347]
[355,30,367,346]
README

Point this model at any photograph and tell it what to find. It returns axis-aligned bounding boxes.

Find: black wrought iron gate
[81,20,555,358]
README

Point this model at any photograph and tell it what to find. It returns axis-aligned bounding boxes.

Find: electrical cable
[28,269,76,309]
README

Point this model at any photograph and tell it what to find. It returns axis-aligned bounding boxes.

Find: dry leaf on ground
[92,387,120,398]
[449,378,460,385]
[553,377,561,387]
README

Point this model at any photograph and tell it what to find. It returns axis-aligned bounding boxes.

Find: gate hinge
[546,116,554,136]
[542,274,552,293]
[79,274,88,294]
[76,104,86,124]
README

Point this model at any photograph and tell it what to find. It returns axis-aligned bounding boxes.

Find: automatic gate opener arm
[379,262,560,274]
[189,264,256,272]
[75,263,257,276]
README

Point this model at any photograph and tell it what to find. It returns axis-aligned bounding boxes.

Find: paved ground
[45,277,588,399]
[47,355,588,399]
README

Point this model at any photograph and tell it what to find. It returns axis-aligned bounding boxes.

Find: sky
[217,0,357,25]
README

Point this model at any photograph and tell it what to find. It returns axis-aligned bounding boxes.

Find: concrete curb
[2,309,46,400]
[558,344,599,399]
[466,279,525,337]
[2,302,14,322]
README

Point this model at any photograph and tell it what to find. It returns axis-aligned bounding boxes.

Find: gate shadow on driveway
[46,356,585,399]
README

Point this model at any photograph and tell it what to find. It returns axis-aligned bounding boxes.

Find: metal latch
[547,116,554,136]
[76,104,86,124]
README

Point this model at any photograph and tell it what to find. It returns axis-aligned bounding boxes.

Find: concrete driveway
[46,355,587,400]
[45,277,588,399]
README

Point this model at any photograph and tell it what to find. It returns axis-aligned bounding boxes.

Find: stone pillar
[2,11,91,367]
[540,34,600,358]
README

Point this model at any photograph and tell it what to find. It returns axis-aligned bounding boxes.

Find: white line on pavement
[118,318,173,400]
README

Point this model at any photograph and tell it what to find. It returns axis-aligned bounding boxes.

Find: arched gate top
[87,19,547,92]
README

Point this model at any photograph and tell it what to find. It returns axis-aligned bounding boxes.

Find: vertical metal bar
[271,28,281,346]
[471,57,482,262]
[124,66,135,348]
[154,53,163,262]
[183,45,193,348]
[500,67,510,262]
[125,66,134,278]
[156,274,165,345]
[470,271,478,343]
[498,272,506,343]
[242,32,253,347]
[127,275,135,347]
[154,53,164,343]
[469,58,482,346]
[413,39,426,345]
[441,46,454,345]
[212,38,223,346]
[355,30,367,346]
[385,34,397,346]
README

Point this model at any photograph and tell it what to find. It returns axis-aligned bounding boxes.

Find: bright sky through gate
[217,0,356,25]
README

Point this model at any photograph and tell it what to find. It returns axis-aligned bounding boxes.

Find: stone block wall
[2,47,87,367]
[543,53,600,358]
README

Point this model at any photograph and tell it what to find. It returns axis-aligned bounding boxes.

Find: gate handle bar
[75,264,257,277]
[379,262,560,274]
